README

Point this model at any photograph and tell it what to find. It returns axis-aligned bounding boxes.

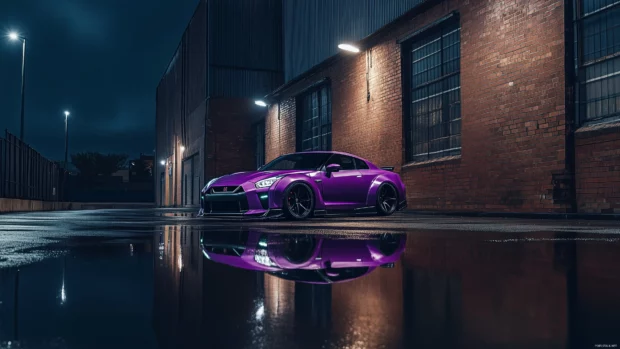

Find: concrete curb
[0,198,154,213]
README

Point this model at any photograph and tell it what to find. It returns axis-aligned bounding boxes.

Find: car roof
[285,151,379,169]
[293,150,359,157]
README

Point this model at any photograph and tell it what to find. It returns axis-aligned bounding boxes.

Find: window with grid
[298,85,332,151]
[254,121,265,169]
[576,0,620,124]
[405,20,461,162]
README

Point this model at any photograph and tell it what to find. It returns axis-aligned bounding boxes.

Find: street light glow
[60,282,67,305]
[338,43,360,53]
[8,32,19,41]
[64,111,70,117]
[255,100,267,107]
[160,160,166,166]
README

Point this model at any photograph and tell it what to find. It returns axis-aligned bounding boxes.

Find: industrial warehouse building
[155,0,282,207]
[156,0,620,214]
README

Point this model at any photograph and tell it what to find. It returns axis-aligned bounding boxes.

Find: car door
[319,154,364,207]
[353,157,377,205]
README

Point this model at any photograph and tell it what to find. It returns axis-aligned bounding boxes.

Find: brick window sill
[576,120,620,139]
[401,155,461,170]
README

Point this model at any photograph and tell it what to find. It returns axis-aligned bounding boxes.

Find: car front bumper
[199,187,283,218]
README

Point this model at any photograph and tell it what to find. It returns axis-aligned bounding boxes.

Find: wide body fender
[364,173,407,207]
[269,174,327,211]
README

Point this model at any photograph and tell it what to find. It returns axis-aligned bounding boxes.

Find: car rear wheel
[283,182,314,220]
[376,183,398,216]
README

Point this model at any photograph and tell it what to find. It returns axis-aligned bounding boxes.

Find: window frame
[574,0,620,126]
[401,15,462,164]
[296,83,332,152]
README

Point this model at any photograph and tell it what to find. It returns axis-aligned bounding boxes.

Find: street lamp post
[8,32,27,141]
[64,111,70,169]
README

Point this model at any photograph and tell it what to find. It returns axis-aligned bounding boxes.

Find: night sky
[0,0,199,161]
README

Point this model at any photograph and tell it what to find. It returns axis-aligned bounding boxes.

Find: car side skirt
[200,208,283,219]
[314,200,407,217]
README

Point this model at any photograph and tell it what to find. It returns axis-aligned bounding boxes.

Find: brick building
[258,0,620,214]
[157,0,620,214]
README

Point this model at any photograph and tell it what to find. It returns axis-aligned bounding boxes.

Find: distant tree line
[71,152,128,178]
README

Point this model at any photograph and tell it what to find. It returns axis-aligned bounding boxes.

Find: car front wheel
[283,182,314,220]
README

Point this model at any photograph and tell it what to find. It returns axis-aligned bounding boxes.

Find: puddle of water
[1,227,619,348]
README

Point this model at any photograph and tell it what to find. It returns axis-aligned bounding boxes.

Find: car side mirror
[326,164,341,174]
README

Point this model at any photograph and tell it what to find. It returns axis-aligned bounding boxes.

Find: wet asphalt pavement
[1,209,620,348]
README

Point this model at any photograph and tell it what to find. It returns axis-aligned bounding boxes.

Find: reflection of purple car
[200,230,406,284]
[198,151,407,220]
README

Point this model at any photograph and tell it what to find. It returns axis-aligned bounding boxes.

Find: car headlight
[255,176,282,189]
[202,177,220,193]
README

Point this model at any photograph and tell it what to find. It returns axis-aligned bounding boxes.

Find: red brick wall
[265,99,297,161]
[266,0,571,213]
[208,98,262,179]
[575,123,620,214]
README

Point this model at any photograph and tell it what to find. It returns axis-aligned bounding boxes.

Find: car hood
[212,170,313,187]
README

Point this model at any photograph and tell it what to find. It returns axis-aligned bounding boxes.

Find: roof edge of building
[265,0,443,101]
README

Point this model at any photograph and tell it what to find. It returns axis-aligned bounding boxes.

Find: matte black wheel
[283,182,314,220]
[376,183,398,216]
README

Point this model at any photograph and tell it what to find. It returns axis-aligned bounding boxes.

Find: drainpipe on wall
[563,0,578,213]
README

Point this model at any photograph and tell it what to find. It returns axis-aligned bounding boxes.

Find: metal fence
[0,130,66,201]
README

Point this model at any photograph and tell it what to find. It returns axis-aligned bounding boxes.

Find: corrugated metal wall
[156,0,283,205]
[156,46,183,162]
[156,0,208,162]
[208,0,283,97]
[283,0,427,81]
[184,0,208,119]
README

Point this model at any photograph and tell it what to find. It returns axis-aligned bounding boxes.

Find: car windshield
[259,153,332,171]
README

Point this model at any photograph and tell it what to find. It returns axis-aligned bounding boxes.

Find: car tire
[376,183,398,216]
[283,182,314,220]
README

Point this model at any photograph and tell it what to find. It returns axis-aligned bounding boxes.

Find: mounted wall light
[255,100,267,107]
[338,43,360,53]
[180,146,185,152]
[160,160,166,166]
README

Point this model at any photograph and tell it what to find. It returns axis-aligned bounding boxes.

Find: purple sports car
[200,230,406,284]
[198,151,407,219]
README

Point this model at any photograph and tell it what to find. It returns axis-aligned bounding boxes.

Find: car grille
[210,186,243,194]
[204,194,249,214]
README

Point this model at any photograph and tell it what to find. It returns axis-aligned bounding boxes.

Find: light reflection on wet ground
[0,209,619,348]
